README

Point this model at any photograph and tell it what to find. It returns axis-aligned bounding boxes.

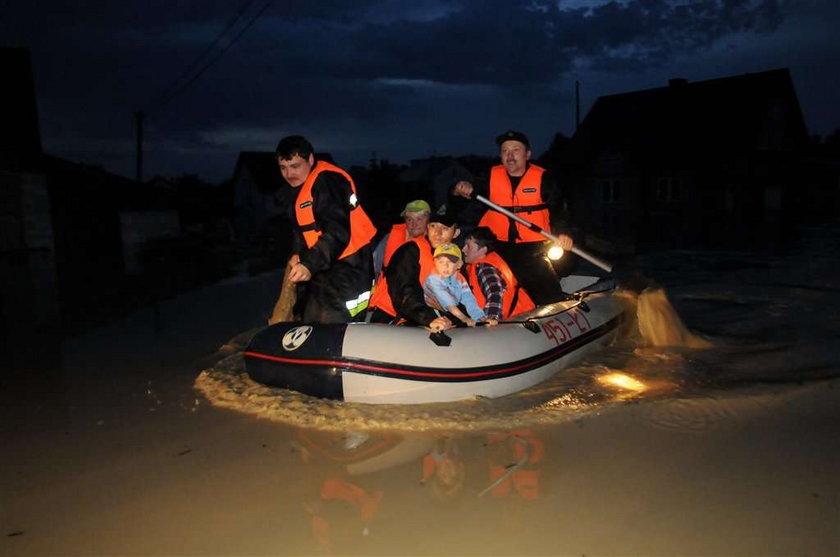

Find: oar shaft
[475,195,613,272]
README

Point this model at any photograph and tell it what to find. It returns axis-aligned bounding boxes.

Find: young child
[423,243,498,327]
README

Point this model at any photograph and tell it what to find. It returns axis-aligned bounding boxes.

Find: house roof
[40,154,174,210]
[232,151,336,195]
[399,156,471,183]
[570,68,809,162]
[232,152,284,195]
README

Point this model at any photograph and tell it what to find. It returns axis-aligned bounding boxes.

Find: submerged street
[2,226,839,556]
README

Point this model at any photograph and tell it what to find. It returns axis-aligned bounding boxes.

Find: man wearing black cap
[450,130,573,305]
[367,212,459,330]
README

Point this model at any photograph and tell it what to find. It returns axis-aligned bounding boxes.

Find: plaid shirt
[475,262,506,320]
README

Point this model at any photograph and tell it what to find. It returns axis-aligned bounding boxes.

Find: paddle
[268,261,297,325]
[468,195,705,349]
[474,194,613,273]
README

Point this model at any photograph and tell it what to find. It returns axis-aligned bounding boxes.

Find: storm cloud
[3,0,836,181]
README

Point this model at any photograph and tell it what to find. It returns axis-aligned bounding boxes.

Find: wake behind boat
[244,277,625,404]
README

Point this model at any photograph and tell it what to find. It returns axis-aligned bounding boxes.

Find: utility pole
[135,110,144,182]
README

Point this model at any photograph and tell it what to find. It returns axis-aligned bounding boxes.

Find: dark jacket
[385,240,438,327]
[287,169,373,323]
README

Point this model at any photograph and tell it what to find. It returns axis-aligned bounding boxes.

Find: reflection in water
[293,429,417,555]
[596,371,648,392]
[421,436,465,499]
[288,427,554,555]
[479,430,543,499]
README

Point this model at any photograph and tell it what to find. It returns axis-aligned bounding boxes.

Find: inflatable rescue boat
[244,277,624,404]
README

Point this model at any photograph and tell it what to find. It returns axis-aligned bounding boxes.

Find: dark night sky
[4,0,839,183]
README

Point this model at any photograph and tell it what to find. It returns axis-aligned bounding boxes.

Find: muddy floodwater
[2,225,839,556]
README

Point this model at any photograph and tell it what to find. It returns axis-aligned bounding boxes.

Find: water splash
[619,288,714,348]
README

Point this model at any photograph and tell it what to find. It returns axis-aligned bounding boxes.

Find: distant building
[561,68,810,251]
[1,47,211,358]
[1,47,57,370]
[399,156,473,213]
[231,151,286,248]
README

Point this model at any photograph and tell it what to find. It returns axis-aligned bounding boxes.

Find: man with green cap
[371,199,431,277]
[367,212,460,330]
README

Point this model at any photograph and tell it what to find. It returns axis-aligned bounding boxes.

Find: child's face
[434,255,461,277]
[462,238,486,264]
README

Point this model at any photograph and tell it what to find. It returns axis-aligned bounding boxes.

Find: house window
[602,179,621,203]
[656,177,680,202]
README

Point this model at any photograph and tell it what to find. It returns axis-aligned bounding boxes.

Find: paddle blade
[268,264,297,324]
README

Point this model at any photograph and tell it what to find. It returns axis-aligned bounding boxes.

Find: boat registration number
[542,308,591,345]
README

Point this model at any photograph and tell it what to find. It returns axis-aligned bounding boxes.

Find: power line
[145,0,274,112]
[147,0,261,109]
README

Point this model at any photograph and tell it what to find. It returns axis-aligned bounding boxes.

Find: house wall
[120,210,181,274]
[45,171,126,327]
[0,171,61,374]
[233,167,282,246]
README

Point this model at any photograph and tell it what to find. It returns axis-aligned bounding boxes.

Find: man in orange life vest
[451,130,574,305]
[371,199,431,278]
[367,212,459,331]
[277,135,377,324]
[462,226,536,320]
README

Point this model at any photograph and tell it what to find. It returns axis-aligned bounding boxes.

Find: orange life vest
[465,251,536,318]
[310,476,382,552]
[478,164,549,243]
[381,223,409,268]
[368,235,434,317]
[294,160,376,258]
[487,429,544,500]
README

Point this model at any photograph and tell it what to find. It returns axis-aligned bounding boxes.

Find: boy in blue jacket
[423,243,498,328]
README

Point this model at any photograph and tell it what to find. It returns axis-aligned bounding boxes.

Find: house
[231,151,287,248]
[399,156,473,214]
[560,69,810,251]
[1,47,212,360]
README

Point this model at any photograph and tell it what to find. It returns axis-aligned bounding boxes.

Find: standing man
[276,135,377,324]
[451,130,573,305]
[367,213,460,331]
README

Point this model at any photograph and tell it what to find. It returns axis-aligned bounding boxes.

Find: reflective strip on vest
[345,289,371,317]
[294,161,377,259]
